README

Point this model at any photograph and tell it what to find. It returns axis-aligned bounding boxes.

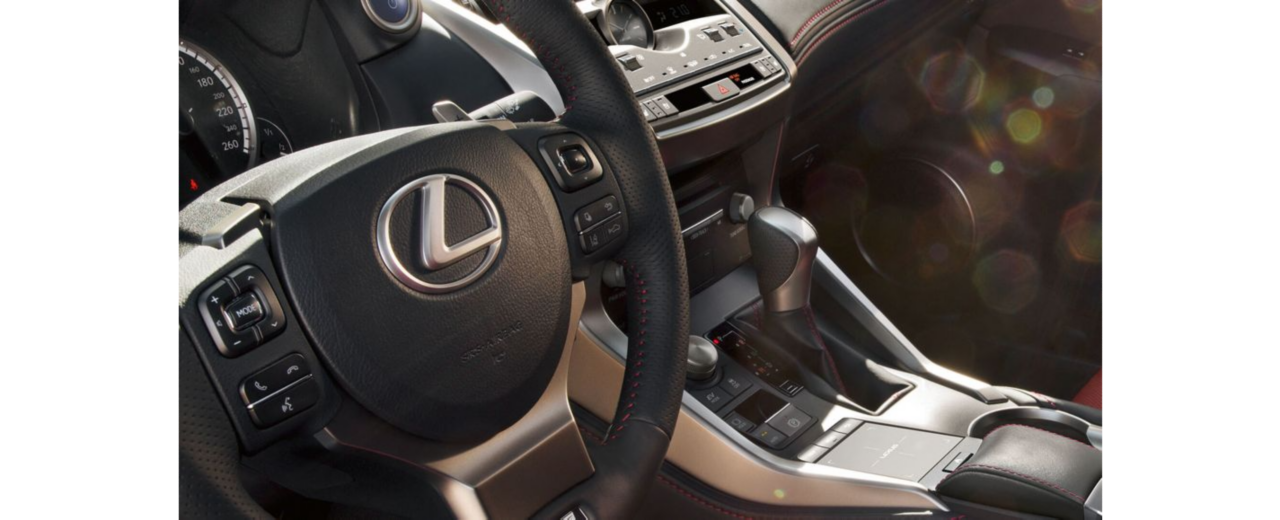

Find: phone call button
[240,353,312,405]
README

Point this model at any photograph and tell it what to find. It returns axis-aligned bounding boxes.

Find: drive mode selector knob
[729,192,755,224]
[687,336,719,381]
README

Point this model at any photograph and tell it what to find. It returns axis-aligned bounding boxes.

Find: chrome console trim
[1085,479,1103,519]
[570,323,951,510]
[317,283,591,520]
[578,264,1015,510]
[814,248,994,392]
[968,407,1103,450]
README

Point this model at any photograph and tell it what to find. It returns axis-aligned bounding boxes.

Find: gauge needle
[180,110,195,137]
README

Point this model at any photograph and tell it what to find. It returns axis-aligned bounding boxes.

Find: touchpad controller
[817,423,961,481]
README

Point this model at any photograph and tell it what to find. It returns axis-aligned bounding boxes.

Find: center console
[426,1,1105,517]
[579,200,1104,518]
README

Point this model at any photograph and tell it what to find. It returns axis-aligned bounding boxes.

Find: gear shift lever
[748,207,819,313]
[746,206,852,399]
[743,208,916,409]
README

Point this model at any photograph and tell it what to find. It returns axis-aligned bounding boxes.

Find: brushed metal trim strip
[569,324,947,510]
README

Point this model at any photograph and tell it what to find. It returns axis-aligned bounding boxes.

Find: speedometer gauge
[179,41,256,206]
[600,0,654,49]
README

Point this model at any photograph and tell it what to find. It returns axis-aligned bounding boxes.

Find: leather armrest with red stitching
[938,424,1101,520]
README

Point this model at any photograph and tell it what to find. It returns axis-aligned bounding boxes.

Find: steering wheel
[178,2,689,518]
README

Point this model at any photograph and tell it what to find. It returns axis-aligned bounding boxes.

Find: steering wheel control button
[199,280,261,357]
[240,354,312,405]
[227,265,264,294]
[579,214,624,253]
[618,54,643,71]
[765,404,813,437]
[702,80,741,102]
[725,412,756,433]
[227,265,288,343]
[223,294,264,331]
[693,385,731,412]
[559,146,591,174]
[538,134,605,192]
[574,196,621,232]
[247,375,319,428]
[752,424,788,449]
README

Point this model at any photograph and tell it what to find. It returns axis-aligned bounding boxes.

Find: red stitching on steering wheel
[604,259,648,443]
[491,0,578,112]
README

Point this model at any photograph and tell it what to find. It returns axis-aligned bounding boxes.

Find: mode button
[223,293,264,331]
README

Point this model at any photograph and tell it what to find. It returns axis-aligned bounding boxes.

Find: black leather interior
[998,386,1104,427]
[938,424,1101,520]
[477,1,691,518]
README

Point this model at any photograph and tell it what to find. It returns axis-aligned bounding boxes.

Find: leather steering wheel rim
[178,1,689,518]
[483,1,691,517]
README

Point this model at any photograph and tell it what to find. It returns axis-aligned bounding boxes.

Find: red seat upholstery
[1072,369,1102,409]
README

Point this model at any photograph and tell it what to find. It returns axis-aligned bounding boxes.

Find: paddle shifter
[748,207,819,313]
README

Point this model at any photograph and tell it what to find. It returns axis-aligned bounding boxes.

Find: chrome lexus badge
[376,174,503,293]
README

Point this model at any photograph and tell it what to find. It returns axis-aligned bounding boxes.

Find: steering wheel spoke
[504,123,632,280]
[181,0,688,517]
[311,283,592,519]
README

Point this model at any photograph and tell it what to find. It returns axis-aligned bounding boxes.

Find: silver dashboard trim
[570,321,952,511]
[577,261,1015,510]
[682,209,725,236]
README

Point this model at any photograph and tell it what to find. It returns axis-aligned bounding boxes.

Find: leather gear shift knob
[748,207,819,313]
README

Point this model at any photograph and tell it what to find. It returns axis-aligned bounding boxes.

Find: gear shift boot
[744,207,913,413]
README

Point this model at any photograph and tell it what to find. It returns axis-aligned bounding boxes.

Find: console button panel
[611,14,771,95]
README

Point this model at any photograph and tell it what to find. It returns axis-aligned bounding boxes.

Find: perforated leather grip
[749,207,818,313]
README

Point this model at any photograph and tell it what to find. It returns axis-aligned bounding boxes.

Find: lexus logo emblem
[376,174,503,293]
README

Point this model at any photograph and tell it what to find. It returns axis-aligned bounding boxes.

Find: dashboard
[179,0,793,209]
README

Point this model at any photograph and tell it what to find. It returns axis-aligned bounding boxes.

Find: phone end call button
[240,353,312,405]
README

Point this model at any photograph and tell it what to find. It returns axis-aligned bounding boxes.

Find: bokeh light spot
[989,160,1005,175]
[1060,201,1102,263]
[1033,86,1056,108]
[918,50,985,113]
[774,489,787,499]
[972,250,1041,314]
[1006,108,1043,144]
